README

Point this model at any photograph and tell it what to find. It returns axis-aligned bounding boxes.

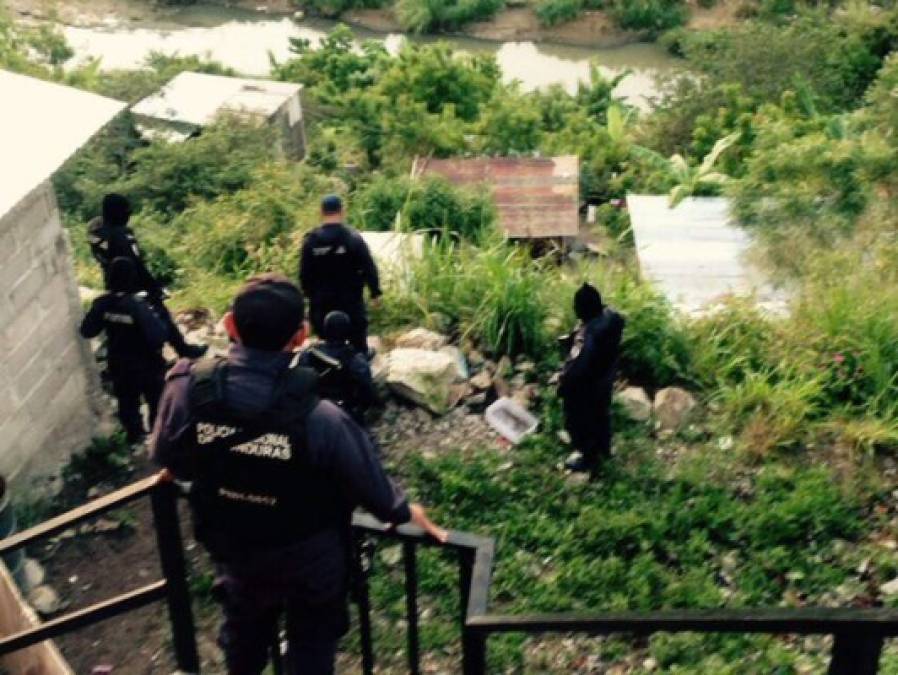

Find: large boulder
[386,348,460,415]
[654,387,697,430]
[395,328,448,351]
[616,387,652,422]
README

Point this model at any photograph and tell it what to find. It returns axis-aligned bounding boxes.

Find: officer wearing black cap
[297,310,377,424]
[87,193,207,359]
[558,282,625,477]
[300,195,381,355]
[80,257,169,443]
[151,274,445,675]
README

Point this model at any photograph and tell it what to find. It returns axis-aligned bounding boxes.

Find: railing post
[403,541,421,675]
[458,548,487,675]
[352,532,375,675]
[829,632,883,675]
[150,481,200,674]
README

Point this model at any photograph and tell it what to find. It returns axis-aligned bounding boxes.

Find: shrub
[396,0,505,32]
[383,235,552,356]
[609,0,688,35]
[351,174,496,239]
[535,0,583,27]
[121,118,278,216]
[677,16,884,111]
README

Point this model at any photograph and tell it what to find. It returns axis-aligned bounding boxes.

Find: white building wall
[0,181,97,487]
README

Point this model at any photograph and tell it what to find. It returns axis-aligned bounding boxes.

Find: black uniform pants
[563,395,613,472]
[111,367,165,442]
[309,297,369,354]
[212,534,350,675]
[149,297,193,355]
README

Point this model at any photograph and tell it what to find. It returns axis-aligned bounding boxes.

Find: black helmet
[323,310,351,343]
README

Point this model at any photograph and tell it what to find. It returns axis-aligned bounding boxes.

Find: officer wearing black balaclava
[87,193,207,359]
[298,310,377,424]
[299,195,381,356]
[558,282,625,476]
[80,257,169,443]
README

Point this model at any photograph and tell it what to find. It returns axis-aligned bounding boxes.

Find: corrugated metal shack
[413,156,579,239]
[131,71,306,158]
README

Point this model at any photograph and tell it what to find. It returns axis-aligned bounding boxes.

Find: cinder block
[9,264,47,315]
[14,352,49,402]
[31,207,63,255]
[0,385,15,427]
[2,300,43,354]
[11,186,52,252]
[0,253,34,300]
[3,333,41,379]
[36,271,67,312]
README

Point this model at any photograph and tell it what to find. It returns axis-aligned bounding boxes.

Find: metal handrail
[2,477,898,675]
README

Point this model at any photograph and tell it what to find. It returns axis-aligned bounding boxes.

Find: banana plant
[632,132,740,207]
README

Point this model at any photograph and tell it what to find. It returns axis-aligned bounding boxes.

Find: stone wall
[0,181,97,487]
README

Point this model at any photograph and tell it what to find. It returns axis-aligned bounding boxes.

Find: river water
[62,4,678,106]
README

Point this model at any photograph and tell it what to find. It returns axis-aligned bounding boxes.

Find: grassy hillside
[7,2,898,669]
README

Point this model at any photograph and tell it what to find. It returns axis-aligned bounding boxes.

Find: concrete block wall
[0,181,97,487]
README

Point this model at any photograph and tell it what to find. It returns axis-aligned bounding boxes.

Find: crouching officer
[298,310,377,425]
[80,257,169,443]
[558,282,625,477]
[88,193,207,359]
[300,195,382,355]
[150,274,446,675]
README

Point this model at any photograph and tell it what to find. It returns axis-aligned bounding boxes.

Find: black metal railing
[0,475,199,671]
[3,477,898,674]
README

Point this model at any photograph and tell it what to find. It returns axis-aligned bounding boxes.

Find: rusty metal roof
[414,156,579,239]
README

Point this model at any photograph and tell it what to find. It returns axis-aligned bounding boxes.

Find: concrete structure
[132,71,306,158]
[627,195,788,316]
[0,70,124,486]
[414,156,579,239]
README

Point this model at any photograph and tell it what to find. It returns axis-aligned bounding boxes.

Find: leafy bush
[609,0,688,35]
[677,16,885,111]
[172,163,327,279]
[535,0,583,27]
[351,174,496,238]
[396,0,505,32]
[120,118,278,216]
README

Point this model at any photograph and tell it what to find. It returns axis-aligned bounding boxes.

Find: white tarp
[0,70,125,217]
[627,195,788,316]
[360,231,425,279]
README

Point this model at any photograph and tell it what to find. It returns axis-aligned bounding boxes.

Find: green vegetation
[8,3,898,669]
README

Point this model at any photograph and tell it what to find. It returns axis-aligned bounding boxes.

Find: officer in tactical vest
[299,195,381,355]
[87,193,207,359]
[80,257,169,443]
[558,282,625,477]
[297,310,376,425]
[150,274,446,675]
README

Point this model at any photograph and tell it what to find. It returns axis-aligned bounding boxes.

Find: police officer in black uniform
[297,310,377,425]
[150,274,446,675]
[300,195,381,355]
[80,257,169,443]
[558,282,625,477]
[87,193,206,359]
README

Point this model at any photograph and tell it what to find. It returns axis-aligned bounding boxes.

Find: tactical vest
[306,348,357,410]
[186,358,343,560]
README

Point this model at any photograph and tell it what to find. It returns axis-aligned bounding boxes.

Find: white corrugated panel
[627,194,788,316]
